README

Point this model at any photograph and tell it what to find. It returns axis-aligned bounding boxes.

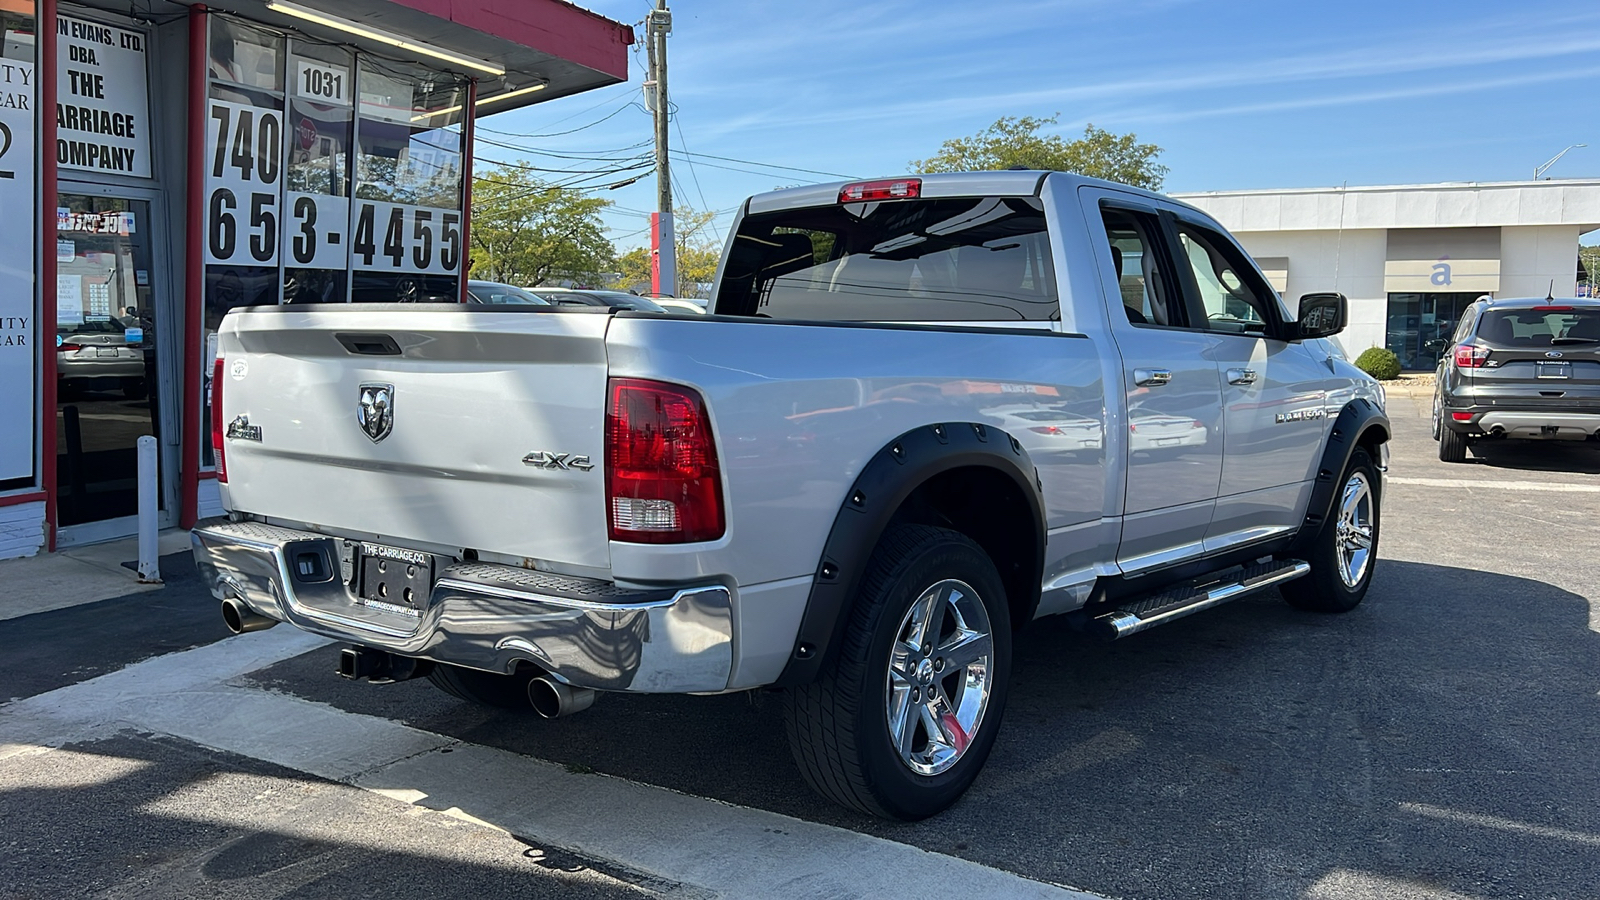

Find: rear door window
[715,197,1058,322]
[1099,207,1181,327]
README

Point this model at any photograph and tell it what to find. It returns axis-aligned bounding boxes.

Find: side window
[1100,207,1179,327]
[1173,223,1275,335]
[1453,308,1478,343]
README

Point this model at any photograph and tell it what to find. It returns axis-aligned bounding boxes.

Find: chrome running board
[1089,559,1311,641]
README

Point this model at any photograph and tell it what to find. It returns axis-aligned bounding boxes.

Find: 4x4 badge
[523,451,594,471]
[358,383,395,443]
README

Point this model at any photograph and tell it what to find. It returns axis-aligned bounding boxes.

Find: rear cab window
[715,196,1059,323]
[1477,307,1600,346]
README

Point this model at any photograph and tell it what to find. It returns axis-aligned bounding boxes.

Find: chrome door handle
[1134,368,1172,387]
[1226,368,1258,385]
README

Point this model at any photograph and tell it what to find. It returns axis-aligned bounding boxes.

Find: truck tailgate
[217,307,612,570]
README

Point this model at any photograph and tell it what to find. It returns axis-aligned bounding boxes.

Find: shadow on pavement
[0,733,654,899]
[0,552,233,705]
[246,559,1599,900]
[1464,437,1600,474]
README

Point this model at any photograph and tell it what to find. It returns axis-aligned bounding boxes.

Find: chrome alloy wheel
[1334,470,1376,588]
[884,579,994,776]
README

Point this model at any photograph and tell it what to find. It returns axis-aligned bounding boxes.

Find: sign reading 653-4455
[203,99,282,266]
[350,200,460,275]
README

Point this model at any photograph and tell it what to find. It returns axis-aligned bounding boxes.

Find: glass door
[55,194,163,528]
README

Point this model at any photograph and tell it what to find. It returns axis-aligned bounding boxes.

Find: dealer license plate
[356,542,434,614]
[1536,361,1571,379]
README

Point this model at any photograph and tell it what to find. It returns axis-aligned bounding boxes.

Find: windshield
[1479,308,1600,346]
[468,283,549,305]
[716,196,1058,322]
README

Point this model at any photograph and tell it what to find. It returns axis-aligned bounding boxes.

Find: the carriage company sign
[56,14,150,178]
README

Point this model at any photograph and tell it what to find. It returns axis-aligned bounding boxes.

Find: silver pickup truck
[193,171,1389,820]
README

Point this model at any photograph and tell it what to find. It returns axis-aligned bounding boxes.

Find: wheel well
[888,465,1041,628]
[1357,423,1389,461]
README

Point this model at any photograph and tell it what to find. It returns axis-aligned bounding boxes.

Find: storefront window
[351,59,464,302]
[282,41,353,303]
[198,17,471,469]
[1385,292,1482,370]
[0,1,37,491]
[202,17,285,469]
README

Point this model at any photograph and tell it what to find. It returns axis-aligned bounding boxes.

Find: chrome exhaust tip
[221,597,276,634]
[528,676,596,719]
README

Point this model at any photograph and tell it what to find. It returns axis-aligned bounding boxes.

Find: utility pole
[647,1,676,296]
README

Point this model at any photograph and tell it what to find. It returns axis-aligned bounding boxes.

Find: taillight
[606,378,724,543]
[57,340,83,353]
[212,357,227,483]
[839,178,921,203]
[1453,344,1490,368]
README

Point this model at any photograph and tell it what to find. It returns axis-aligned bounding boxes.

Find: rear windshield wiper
[1551,336,1600,345]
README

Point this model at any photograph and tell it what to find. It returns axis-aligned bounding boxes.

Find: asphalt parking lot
[4,385,1598,899]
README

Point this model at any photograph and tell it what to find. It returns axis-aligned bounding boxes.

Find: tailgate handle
[335,333,402,356]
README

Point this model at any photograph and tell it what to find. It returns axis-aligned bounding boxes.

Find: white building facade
[1174,180,1600,369]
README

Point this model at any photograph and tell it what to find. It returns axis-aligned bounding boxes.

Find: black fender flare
[1288,397,1390,553]
[772,422,1045,688]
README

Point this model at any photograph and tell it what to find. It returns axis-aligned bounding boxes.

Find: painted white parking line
[0,630,1104,900]
[1389,476,1600,493]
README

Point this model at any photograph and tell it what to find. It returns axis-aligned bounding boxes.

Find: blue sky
[477,0,1600,250]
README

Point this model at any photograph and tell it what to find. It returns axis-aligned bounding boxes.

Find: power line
[670,111,721,244]
[672,150,857,180]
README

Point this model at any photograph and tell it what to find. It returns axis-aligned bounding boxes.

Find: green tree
[911,116,1168,190]
[469,167,615,286]
[612,207,723,298]
[1580,244,1600,292]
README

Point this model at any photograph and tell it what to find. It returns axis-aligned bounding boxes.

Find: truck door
[1166,214,1331,549]
[1081,190,1224,573]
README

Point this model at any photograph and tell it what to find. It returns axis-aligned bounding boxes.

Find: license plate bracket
[1536,361,1572,379]
[356,542,434,612]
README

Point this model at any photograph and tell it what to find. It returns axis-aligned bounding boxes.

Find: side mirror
[1297,292,1347,339]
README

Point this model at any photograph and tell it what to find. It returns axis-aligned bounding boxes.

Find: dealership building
[0,0,631,559]
[1173,179,1600,369]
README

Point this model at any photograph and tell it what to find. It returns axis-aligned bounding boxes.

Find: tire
[1438,425,1468,463]
[426,662,536,709]
[783,525,1012,820]
[1282,447,1380,613]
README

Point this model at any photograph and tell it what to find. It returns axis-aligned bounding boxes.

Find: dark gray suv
[1433,297,1600,462]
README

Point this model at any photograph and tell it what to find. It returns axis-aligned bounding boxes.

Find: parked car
[194,171,1388,820]
[653,298,709,315]
[464,281,550,306]
[57,317,146,398]
[527,287,668,313]
[1433,297,1600,461]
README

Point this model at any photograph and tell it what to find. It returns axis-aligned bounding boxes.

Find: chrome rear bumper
[191,518,733,693]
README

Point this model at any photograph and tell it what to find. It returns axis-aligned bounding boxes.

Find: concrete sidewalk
[0,529,193,622]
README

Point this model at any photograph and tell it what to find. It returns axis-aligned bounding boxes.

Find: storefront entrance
[1385,292,1482,371]
[54,190,175,540]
